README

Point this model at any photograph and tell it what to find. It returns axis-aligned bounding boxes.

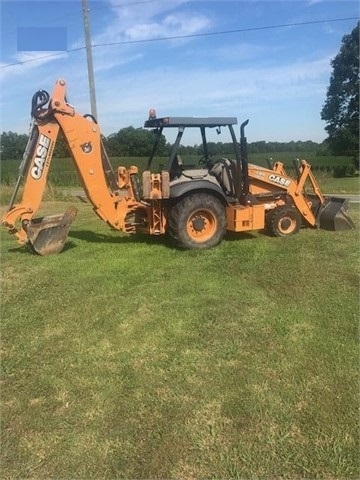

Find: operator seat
[210,158,236,196]
[169,154,184,180]
[176,154,184,168]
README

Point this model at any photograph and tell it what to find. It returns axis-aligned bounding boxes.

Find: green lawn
[1,200,359,479]
[317,174,359,194]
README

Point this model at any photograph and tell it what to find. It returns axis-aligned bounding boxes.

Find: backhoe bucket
[24,207,77,255]
[315,197,355,231]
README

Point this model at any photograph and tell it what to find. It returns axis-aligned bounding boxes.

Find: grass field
[1,198,359,479]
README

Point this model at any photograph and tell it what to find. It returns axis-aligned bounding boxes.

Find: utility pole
[82,0,98,120]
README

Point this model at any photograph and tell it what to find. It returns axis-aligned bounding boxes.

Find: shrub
[333,165,347,178]
[346,164,356,176]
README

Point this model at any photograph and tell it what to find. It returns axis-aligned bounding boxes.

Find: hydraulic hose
[31,90,52,120]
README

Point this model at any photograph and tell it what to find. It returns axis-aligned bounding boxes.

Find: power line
[1,16,358,70]
[0,47,84,69]
[92,17,360,47]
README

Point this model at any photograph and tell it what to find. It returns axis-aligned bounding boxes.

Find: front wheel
[266,206,302,237]
[168,193,226,249]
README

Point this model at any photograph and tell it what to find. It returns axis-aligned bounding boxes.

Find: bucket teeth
[24,206,77,255]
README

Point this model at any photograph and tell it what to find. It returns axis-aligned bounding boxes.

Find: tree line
[0,127,331,161]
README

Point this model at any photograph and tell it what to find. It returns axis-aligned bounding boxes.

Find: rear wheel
[266,206,302,237]
[169,193,226,249]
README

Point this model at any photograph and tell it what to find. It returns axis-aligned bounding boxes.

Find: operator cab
[144,113,249,200]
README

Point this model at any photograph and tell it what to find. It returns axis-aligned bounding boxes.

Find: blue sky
[0,0,358,144]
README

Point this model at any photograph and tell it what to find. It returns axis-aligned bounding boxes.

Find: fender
[170,178,227,202]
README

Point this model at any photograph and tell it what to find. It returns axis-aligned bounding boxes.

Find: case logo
[31,134,51,180]
[268,174,291,188]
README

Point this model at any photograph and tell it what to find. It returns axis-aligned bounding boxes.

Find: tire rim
[278,215,297,234]
[186,209,217,242]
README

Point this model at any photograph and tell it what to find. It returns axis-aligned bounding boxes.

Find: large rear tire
[169,193,226,249]
[266,206,302,237]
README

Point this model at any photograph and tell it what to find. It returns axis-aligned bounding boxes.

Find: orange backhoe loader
[1,79,355,255]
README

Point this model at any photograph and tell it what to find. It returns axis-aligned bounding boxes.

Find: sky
[0,0,359,145]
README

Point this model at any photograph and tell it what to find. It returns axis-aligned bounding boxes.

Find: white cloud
[92,56,331,134]
[0,51,68,80]
[123,13,211,42]
[93,0,194,45]
[0,49,331,139]
[307,0,326,5]
[206,41,285,62]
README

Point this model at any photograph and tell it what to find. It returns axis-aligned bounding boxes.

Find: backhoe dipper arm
[2,119,61,244]
[2,79,143,248]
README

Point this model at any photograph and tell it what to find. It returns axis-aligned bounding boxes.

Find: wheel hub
[280,217,291,230]
[192,216,206,232]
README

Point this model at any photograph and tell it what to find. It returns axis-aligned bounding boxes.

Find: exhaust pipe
[240,119,250,196]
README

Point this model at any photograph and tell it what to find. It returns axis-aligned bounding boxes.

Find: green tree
[105,126,167,157]
[0,131,28,159]
[321,22,359,159]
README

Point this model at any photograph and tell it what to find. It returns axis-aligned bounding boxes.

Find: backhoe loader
[1,79,354,255]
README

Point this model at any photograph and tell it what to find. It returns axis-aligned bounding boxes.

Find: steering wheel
[198,154,213,168]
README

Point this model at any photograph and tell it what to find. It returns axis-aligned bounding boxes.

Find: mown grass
[1,200,359,479]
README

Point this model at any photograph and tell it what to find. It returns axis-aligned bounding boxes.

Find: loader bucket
[315,197,355,231]
[24,207,77,255]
